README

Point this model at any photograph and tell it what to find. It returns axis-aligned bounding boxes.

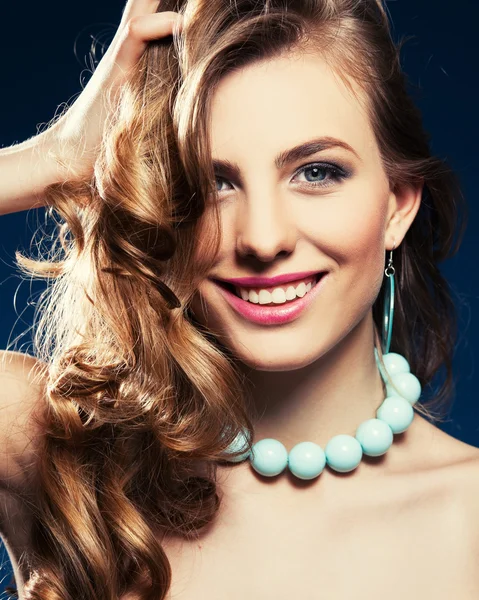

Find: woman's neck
[239,313,385,451]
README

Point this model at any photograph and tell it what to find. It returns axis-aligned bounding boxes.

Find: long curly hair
[7,0,467,597]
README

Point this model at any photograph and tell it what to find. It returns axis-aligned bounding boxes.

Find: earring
[382,241,396,355]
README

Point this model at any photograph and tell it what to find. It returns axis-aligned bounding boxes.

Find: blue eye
[215,177,230,193]
[292,162,349,188]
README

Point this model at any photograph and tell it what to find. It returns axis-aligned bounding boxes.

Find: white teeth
[295,282,307,298]
[237,280,314,305]
[285,286,297,301]
[258,290,271,305]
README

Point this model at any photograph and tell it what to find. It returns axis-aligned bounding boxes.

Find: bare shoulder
[0,350,49,495]
[439,435,479,565]
[420,418,479,540]
[416,415,479,486]
[451,440,479,514]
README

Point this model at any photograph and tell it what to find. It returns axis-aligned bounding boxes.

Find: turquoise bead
[355,418,393,456]
[382,352,410,376]
[375,351,410,384]
[250,438,288,476]
[377,396,414,433]
[221,428,251,462]
[386,372,421,404]
[325,434,363,473]
[288,441,326,480]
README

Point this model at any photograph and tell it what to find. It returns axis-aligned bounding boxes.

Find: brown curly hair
[7,0,467,597]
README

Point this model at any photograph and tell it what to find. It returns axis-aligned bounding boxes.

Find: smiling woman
[0,0,476,599]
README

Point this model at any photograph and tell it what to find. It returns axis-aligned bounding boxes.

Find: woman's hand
[56,0,183,177]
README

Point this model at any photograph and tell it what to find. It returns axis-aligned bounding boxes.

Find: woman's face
[189,51,416,371]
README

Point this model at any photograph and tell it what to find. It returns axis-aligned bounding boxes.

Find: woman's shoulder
[0,351,49,594]
[418,418,479,538]
[405,412,479,468]
[0,350,48,496]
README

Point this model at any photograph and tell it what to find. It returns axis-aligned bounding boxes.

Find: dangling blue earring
[381,241,396,355]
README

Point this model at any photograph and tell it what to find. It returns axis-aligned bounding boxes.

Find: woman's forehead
[208,52,375,168]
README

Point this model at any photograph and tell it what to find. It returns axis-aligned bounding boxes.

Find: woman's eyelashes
[292,162,350,189]
[214,161,351,194]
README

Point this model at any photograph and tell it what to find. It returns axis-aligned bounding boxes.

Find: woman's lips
[212,272,328,326]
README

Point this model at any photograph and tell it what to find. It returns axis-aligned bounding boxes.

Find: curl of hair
[9,0,467,598]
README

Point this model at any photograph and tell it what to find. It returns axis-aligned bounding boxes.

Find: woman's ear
[385,180,423,249]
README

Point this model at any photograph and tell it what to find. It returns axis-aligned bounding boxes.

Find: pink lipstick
[212,272,328,325]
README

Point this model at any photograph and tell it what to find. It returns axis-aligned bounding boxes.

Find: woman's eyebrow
[212,136,360,180]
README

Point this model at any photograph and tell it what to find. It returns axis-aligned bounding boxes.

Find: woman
[0,0,477,598]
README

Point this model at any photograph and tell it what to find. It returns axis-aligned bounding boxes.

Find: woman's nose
[235,194,298,262]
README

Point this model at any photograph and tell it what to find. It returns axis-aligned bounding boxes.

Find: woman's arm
[0,3,183,217]
[0,124,73,216]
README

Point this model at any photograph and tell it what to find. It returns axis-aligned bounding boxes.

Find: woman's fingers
[119,0,163,26]
[114,11,183,70]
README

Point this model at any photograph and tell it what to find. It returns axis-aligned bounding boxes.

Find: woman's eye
[215,176,233,193]
[292,162,349,188]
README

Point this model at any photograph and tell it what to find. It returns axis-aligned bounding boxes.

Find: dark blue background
[0,0,477,594]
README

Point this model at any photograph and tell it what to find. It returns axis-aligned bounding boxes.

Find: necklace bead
[220,350,420,480]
